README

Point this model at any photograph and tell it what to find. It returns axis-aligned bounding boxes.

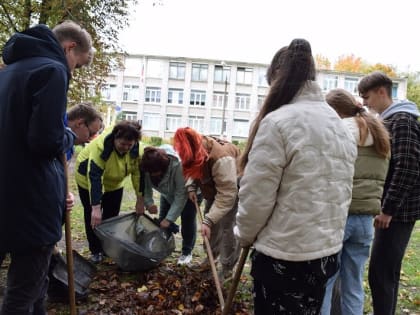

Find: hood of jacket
[2,24,69,75]
[381,100,420,119]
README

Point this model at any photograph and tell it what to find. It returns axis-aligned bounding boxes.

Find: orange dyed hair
[173,127,208,180]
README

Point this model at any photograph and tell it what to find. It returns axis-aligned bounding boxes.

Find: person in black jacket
[358,71,420,315]
[0,20,93,314]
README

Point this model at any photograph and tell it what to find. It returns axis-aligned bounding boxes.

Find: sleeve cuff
[203,215,214,228]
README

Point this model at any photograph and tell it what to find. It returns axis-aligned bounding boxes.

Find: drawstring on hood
[381,100,420,119]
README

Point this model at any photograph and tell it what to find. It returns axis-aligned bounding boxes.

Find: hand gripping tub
[94,212,175,271]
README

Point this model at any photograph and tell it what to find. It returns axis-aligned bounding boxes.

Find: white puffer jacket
[235,81,357,262]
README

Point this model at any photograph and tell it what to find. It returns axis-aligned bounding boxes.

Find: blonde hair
[326,88,390,158]
[52,20,92,53]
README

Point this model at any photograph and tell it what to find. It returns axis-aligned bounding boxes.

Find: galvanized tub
[94,212,175,271]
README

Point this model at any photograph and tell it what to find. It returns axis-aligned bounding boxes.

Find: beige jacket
[235,81,357,261]
[192,137,240,225]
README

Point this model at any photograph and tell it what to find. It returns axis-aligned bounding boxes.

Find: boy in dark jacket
[358,71,420,315]
[0,21,93,314]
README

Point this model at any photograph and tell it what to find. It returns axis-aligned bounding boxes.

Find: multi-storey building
[102,54,408,141]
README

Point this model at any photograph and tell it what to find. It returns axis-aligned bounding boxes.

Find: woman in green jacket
[75,120,143,263]
[321,89,390,315]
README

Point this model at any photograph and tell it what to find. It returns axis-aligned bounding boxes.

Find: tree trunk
[39,0,52,25]
[22,0,32,29]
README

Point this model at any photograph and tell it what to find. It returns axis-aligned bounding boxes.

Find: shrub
[150,136,163,146]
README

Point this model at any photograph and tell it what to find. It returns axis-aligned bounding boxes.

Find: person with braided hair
[320,89,390,315]
[234,39,357,314]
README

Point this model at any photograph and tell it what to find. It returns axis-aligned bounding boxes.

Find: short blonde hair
[52,20,92,53]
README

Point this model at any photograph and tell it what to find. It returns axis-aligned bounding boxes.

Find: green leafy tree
[0,0,138,107]
[406,72,420,109]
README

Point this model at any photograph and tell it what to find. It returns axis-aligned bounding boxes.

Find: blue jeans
[1,245,54,315]
[368,220,415,315]
[159,195,201,256]
[320,215,374,315]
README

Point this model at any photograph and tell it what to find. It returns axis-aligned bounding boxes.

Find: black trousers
[78,186,123,255]
[1,245,54,315]
[368,220,415,315]
[251,250,338,315]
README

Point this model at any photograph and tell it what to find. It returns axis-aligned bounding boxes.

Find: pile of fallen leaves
[49,259,251,315]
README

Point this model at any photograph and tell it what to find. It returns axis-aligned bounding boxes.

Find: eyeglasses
[84,122,98,138]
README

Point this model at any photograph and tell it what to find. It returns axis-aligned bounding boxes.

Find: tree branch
[0,3,18,32]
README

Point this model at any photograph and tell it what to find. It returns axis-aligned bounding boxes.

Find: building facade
[102,54,408,141]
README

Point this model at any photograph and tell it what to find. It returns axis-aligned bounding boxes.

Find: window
[257,95,265,108]
[323,75,338,91]
[168,88,184,105]
[101,84,117,101]
[145,87,161,103]
[210,117,223,135]
[214,65,230,82]
[235,93,251,110]
[122,111,137,121]
[191,63,208,81]
[258,67,268,86]
[142,112,160,130]
[392,83,398,99]
[122,84,139,102]
[190,90,206,106]
[237,67,253,85]
[233,119,250,137]
[146,59,163,78]
[166,114,182,131]
[213,92,227,108]
[169,62,186,80]
[188,115,204,133]
[344,77,358,94]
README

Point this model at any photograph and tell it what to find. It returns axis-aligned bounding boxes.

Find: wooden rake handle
[222,246,250,315]
[61,154,77,315]
[194,200,225,310]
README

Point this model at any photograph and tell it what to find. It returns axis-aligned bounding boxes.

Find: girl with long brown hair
[321,88,390,315]
[234,39,357,314]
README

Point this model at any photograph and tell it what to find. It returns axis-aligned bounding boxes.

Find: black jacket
[0,24,75,251]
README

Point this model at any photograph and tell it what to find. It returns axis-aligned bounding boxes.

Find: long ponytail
[326,88,390,158]
[239,39,316,173]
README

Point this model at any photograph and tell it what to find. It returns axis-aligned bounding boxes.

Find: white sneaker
[177,254,192,266]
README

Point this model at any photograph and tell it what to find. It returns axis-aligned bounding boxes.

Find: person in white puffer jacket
[234,39,357,315]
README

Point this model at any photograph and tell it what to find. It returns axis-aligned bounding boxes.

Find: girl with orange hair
[173,127,241,280]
